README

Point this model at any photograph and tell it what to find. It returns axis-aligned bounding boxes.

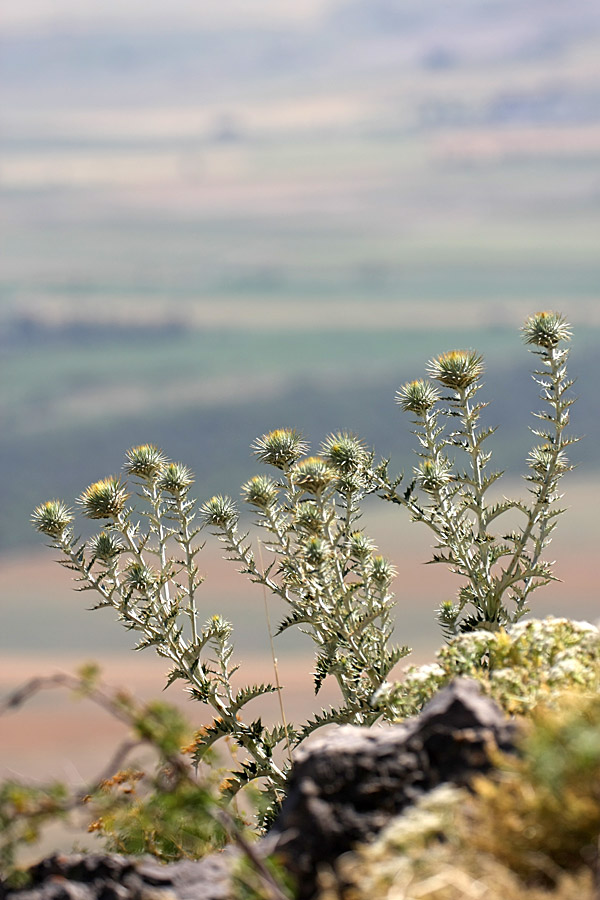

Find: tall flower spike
[396,379,440,415]
[427,350,484,390]
[78,477,129,520]
[522,311,572,348]
[252,428,309,469]
[31,500,73,538]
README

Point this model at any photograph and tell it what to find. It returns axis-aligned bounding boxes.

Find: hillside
[1,0,599,549]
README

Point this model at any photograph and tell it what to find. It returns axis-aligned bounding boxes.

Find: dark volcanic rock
[2,679,517,900]
[266,677,517,898]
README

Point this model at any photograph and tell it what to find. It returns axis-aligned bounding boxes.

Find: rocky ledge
[2,678,518,900]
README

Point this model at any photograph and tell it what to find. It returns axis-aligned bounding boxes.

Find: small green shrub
[373,617,600,720]
[0,669,234,881]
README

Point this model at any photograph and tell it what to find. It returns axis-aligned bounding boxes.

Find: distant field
[2,0,599,550]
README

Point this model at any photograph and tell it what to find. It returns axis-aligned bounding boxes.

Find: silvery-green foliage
[378,311,576,635]
[372,617,600,721]
[33,446,287,806]
[32,436,407,813]
[202,430,409,747]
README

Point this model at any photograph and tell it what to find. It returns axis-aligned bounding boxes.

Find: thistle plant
[202,429,409,744]
[32,435,407,816]
[378,311,576,635]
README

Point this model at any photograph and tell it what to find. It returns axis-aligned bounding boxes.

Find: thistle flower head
[303,536,329,566]
[292,456,336,495]
[294,501,323,534]
[427,350,484,390]
[335,471,368,496]
[370,555,396,586]
[348,531,376,561]
[396,379,440,415]
[201,495,239,529]
[252,428,309,469]
[31,500,73,538]
[124,444,168,480]
[157,462,194,496]
[416,459,453,493]
[78,477,129,520]
[321,432,368,474]
[88,531,124,562]
[124,561,158,593]
[528,445,570,474]
[241,474,279,509]
[522,311,572,348]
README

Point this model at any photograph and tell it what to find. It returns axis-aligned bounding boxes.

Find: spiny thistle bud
[438,600,460,629]
[335,471,367,495]
[304,536,329,565]
[416,459,453,493]
[241,474,279,509]
[124,444,168,480]
[157,462,194,496]
[348,531,376,561]
[252,428,309,469]
[427,350,484,390]
[522,311,571,348]
[395,379,440,415]
[528,445,570,473]
[87,531,124,562]
[371,555,396,586]
[31,500,73,538]
[207,614,233,642]
[292,456,336,495]
[124,561,158,593]
[321,432,367,474]
[294,501,323,534]
[78,477,129,520]
[201,495,239,529]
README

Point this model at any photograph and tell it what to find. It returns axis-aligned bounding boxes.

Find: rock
[266,677,517,899]
[2,679,517,900]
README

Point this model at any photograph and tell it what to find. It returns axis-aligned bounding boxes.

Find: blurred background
[1,0,599,804]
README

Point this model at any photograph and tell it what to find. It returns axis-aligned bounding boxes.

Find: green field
[2,0,600,552]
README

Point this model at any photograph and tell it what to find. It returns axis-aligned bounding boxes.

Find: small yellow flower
[522,311,571,348]
[124,444,168,479]
[241,474,279,509]
[252,428,309,469]
[78,477,129,520]
[396,379,440,415]
[292,456,335,495]
[416,459,453,493]
[201,495,239,528]
[31,500,73,538]
[427,350,484,390]
[157,462,194,496]
[321,432,368,473]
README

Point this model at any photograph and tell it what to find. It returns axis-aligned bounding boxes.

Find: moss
[323,689,600,900]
